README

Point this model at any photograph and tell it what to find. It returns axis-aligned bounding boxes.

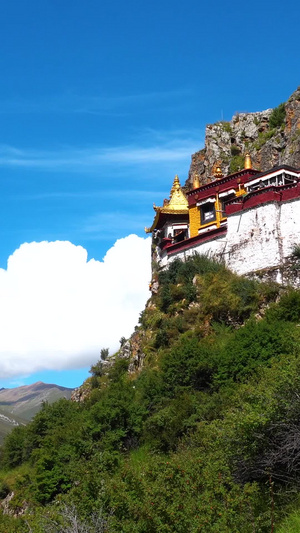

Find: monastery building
[146,155,300,283]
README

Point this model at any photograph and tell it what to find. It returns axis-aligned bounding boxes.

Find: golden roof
[157,175,188,214]
[145,175,188,233]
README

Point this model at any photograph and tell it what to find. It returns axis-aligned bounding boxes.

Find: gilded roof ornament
[145,175,188,233]
[212,161,223,179]
[164,175,188,213]
[244,152,252,169]
[169,174,180,196]
[193,173,200,189]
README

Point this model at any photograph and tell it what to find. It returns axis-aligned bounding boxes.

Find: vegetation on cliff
[188,86,300,186]
[2,255,300,531]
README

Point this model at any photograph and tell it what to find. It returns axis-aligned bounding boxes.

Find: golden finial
[212,161,223,179]
[244,152,252,169]
[193,173,200,189]
[167,175,188,210]
[170,174,181,196]
[146,174,188,233]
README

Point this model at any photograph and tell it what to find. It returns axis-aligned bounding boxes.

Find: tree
[269,102,285,128]
[89,349,109,378]
[100,348,109,360]
[119,337,126,347]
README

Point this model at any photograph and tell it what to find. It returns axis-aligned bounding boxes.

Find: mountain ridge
[0,381,74,442]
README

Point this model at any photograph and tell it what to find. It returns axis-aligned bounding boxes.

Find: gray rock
[187,87,300,188]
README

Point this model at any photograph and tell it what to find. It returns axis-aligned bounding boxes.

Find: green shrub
[277,510,300,533]
[266,290,300,323]
[230,277,260,318]
[157,255,226,314]
[135,368,164,410]
[253,128,276,150]
[291,244,300,260]
[143,393,195,450]
[231,145,240,156]
[0,480,10,499]
[195,271,260,325]
[220,121,232,134]
[108,358,129,382]
[158,254,225,287]
[269,102,286,129]
[160,336,215,395]
[215,319,297,385]
[89,359,104,378]
[229,154,244,173]
[1,426,28,469]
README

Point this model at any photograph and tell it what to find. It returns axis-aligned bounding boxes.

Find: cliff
[187,86,300,187]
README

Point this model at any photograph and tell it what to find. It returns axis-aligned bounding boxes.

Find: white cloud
[0,236,151,378]
[0,89,191,115]
[0,130,203,171]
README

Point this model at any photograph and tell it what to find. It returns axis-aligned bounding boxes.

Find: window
[220,200,226,218]
[200,203,216,225]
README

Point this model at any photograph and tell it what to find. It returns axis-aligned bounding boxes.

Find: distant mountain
[0,407,26,444]
[0,381,73,443]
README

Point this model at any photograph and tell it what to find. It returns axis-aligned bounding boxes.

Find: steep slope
[187,86,300,187]
[2,256,300,531]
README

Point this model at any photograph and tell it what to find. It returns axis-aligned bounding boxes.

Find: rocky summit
[187,86,300,187]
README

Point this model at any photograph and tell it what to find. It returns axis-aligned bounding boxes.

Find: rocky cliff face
[71,331,147,402]
[187,86,300,187]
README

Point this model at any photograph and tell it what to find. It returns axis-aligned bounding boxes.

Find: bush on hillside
[269,102,286,129]
[266,289,300,322]
[215,319,297,385]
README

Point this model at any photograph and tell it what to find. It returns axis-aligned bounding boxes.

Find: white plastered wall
[164,198,300,278]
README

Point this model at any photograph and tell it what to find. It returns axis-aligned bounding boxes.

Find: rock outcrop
[71,333,146,402]
[187,86,300,187]
[71,382,92,403]
[107,333,146,374]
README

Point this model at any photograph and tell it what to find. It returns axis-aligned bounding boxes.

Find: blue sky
[0,0,299,389]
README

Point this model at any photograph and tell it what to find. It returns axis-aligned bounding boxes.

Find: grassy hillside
[0,409,26,445]
[1,255,300,531]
